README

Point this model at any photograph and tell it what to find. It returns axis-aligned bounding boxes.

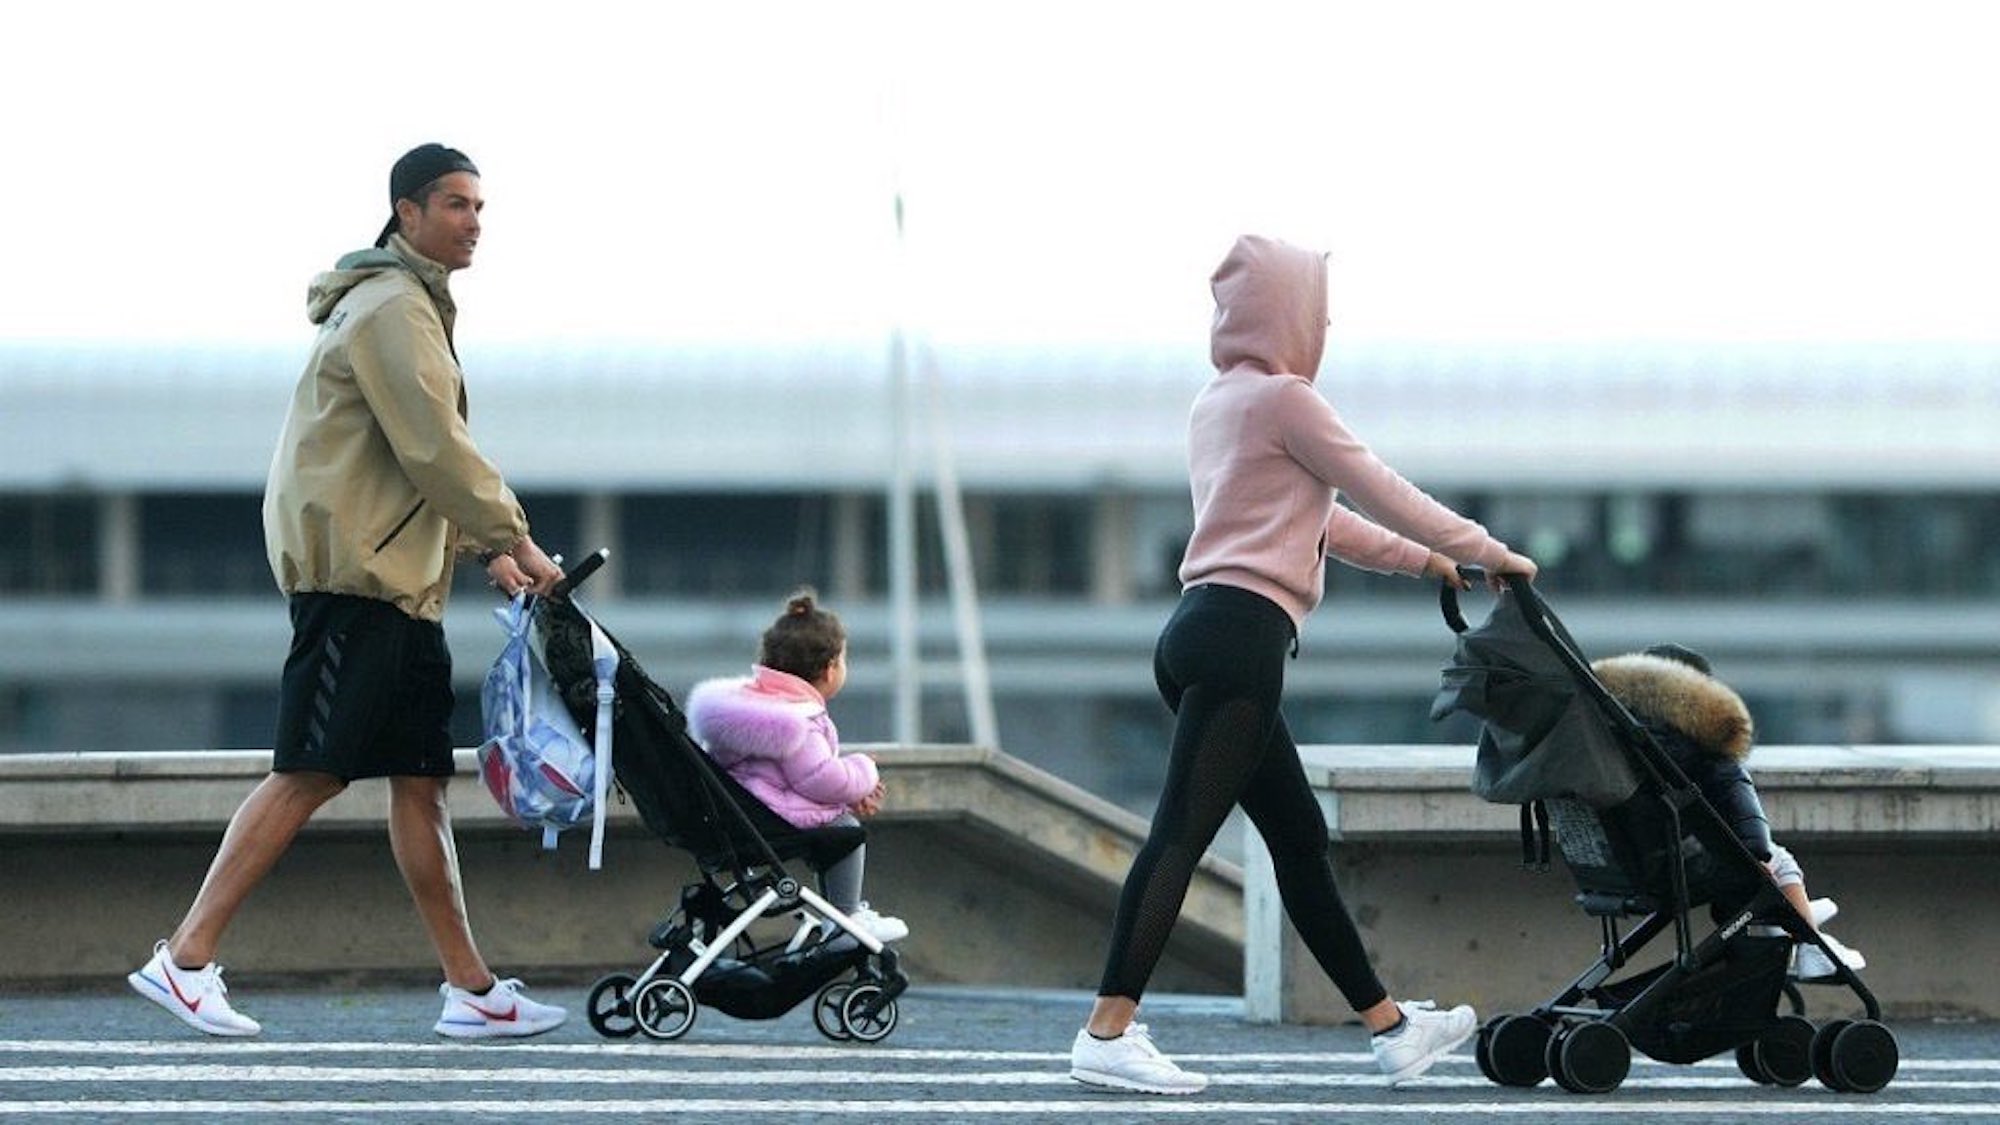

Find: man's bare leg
[388,775,492,991]
[168,771,345,967]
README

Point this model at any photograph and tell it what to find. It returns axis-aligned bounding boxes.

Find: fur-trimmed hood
[1590,652,1754,762]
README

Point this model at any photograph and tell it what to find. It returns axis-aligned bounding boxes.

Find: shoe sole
[1381,1023,1476,1086]
[127,970,259,1038]
[1070,1067,1207,1096]
[434,1015,568,1040]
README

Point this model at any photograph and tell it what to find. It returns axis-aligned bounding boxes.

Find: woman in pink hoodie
[1069,236,1538,1096]
[684,590,907,944]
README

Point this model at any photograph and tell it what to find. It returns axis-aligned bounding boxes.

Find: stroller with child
[537,551,909,1043]
[1429,571,1898,1095]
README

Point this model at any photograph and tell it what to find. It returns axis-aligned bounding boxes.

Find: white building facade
[4,339,1996,812]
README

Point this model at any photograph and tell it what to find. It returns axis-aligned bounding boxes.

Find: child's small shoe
[1792,932,1865,981]
[845,903,909,944]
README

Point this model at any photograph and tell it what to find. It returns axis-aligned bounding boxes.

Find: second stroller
[536,552,910,1043]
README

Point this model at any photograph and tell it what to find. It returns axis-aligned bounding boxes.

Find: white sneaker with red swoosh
[434,976,567,1039]
[127,940,261,1037]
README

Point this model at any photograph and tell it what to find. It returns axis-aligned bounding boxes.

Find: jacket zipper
[374,500,425,554]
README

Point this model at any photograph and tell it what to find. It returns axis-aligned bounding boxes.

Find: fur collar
[1590,652,1754,762]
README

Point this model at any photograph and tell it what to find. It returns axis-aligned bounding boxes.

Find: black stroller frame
[539,551,910,1043]
[1437,571,1899,1095]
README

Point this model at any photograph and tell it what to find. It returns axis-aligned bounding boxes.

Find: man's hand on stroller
[485,536,566,598]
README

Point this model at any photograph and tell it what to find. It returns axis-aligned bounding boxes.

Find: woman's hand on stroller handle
[1445,553,1537,593]
[1426,552,1475,590]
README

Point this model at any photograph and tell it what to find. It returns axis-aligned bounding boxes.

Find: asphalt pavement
[2,982,1996,1123]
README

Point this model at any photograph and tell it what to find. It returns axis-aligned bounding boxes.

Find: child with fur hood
[684,589,907,945]
[1592,643,1863,980]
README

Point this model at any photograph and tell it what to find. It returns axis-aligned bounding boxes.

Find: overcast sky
[4,0,1996,352]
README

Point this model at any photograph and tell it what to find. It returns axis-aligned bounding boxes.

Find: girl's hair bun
[786,588,818,616]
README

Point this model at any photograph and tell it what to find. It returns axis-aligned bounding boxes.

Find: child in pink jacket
[684,589,907,944]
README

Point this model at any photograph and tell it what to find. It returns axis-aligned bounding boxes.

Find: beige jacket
[263,234,527,622]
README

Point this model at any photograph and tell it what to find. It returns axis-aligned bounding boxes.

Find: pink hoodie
[1178,235,1512,628]
[683,665,879,829]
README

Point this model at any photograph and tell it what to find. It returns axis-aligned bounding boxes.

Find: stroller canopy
[1431,585,1641,809]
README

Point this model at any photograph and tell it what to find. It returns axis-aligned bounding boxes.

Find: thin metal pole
[919,343,999,749]
[886,191,921,744]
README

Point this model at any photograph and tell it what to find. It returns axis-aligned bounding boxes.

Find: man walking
[129,143,567,1040]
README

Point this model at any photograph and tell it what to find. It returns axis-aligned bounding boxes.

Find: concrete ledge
[0,745,1242,994]
[1245,744,2000,1024]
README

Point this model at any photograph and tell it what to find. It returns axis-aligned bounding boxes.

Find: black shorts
[273,593,456,781]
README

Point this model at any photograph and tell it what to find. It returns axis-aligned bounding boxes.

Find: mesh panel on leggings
[1097,695,1266,999]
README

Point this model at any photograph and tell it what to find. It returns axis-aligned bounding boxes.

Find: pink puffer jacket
[683,665,878,828]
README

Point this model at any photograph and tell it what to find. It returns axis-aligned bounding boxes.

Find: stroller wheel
[634,977,699,1041]
[1474,1015,1505,1083]
[585,973,640,1039]
[839,982,900,1043]
[1487,1014,1552,1087]
[1735,1041,1774,1085]
[1818,1019,1899,1094]
[813,983,855,1042]
[1752,1015,1816,1087]
[1546,1021,1628,1095]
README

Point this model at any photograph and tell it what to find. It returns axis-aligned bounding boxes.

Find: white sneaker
[1372,1000,1476,1085]
[1793,932,1866,981]
[127,940,261,1037]
[846,903,910,944]
[1070,1023,1208,1095]
[1809,897,1839,927]
[434,977,567,1039]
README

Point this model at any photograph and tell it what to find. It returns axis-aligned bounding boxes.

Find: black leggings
[1096,584,1388,1012]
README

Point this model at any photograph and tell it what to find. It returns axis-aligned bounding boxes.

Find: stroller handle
[550,548,610,601]
[1439,565,1533,634]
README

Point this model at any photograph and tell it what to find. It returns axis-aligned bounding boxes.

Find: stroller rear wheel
[1546,1021,1629,1095]
[634,977,699,1040]
[1813,1018,1898,1094]
[585,973,640,1039]
[813,982,854,1042]
[839,982,900,1043]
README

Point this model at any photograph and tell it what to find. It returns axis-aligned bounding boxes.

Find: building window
[981,495,1092,596]
[620,492,839,597]
[141,494,267,595]
[0,494,97,596]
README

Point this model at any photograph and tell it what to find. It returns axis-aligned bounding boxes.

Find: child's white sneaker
[127,940,261,1037]
[1793,932,1866,981]
[1070,1023,1208,1095]
[846,904,909,944]
[1809,897,1838,927]
[1371,1000,1477,1085]
[434,977,567,1039]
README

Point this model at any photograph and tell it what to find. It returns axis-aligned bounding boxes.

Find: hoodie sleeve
[1274,380,1510,573]
[348,286,528,553]
[777,715,879,807]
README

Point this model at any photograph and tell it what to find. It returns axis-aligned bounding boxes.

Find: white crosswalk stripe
[1,1041,1997,1118]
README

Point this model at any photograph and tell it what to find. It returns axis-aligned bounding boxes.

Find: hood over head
[1591,651,1755,762]
[1209,234,1328,380]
